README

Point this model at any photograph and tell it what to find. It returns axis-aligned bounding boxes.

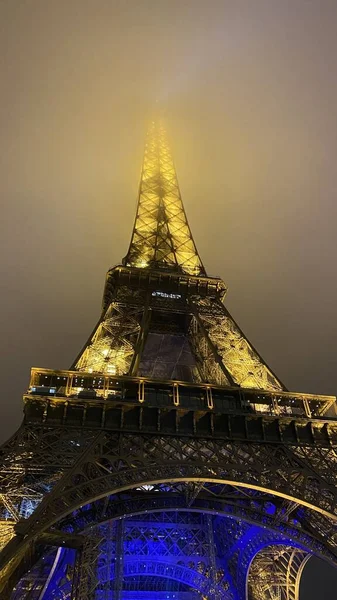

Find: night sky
[1,1,337,597]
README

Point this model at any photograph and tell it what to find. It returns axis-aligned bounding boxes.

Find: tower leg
[206,514,222,600]
[72,521,125,600]
[247,546,310,600]
[113,519,124,600]
[72,536,102,600]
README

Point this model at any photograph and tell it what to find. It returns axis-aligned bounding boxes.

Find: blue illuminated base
[11,506,307,600]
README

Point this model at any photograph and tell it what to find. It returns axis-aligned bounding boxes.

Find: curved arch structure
[9,511,311,600]
[6,430,337,549]
[7,431,337,534]
[1,429,337,597]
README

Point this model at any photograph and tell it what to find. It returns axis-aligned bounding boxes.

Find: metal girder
[74,301,143,376]
[72,535,102,600]
[10,432,337,538]
[214,521,308,600]
[114,518,124,600]
[123,121,205,276]
[2,119,337,599]
[190,297,285,392]
[67,514,231,600]
[1,429,337,595]
[0,423,98,556]
[2,418,337,595]
[54,486,331,561]
[9,510,311,600]
[70,282,289,393]
[247,546,310,600]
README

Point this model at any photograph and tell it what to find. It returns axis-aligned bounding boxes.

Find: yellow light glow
[136,260,148,268]
[72,121,283,391]
[74,304,141,375]
[124,121,205,276]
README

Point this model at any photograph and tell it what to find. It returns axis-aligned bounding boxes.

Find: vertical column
[247,546,310,600]
[206,515,223,600]
[72,535,102,600]
[113,519,125,600]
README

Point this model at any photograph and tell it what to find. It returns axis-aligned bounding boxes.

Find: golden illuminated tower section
[71,120,285,390]
[124,121,205,275]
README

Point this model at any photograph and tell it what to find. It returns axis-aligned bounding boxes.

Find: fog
[1,1,337,596]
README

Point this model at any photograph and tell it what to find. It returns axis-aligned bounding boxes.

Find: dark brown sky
[1,0,337,596]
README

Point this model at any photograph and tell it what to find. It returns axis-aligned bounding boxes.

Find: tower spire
[123,120,205,276]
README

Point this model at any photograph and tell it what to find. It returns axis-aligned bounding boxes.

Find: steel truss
[123,121,205,276]
[9,432,337,537]
[1,425,337,597]
[73,513,229,600]
[71,266,288,390]
[248,546,309,600]
[9,508,311,600]
[1,120,336,599]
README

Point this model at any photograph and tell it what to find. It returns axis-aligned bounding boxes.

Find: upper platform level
[102,265,227,310]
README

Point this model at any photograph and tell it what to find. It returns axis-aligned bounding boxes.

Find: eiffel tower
[1,120,337,600]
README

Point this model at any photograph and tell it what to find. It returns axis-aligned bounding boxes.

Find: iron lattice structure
[0,121,337,600]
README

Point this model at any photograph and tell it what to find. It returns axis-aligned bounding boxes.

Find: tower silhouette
[1,121,337,600]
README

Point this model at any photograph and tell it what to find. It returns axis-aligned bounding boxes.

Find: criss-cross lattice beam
[0,424,98,557]
[247,546,310,600]
[8,506,314,600]
[8,433,337,542]
[55,486,327,559]
[1,429,337,595]
[123,121,205,276]
[189,296,285,391]
[71,279,150,376]
[72,514,230,600]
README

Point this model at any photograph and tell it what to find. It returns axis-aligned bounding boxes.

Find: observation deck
[24,367,337,448]
[102,265,227,310]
